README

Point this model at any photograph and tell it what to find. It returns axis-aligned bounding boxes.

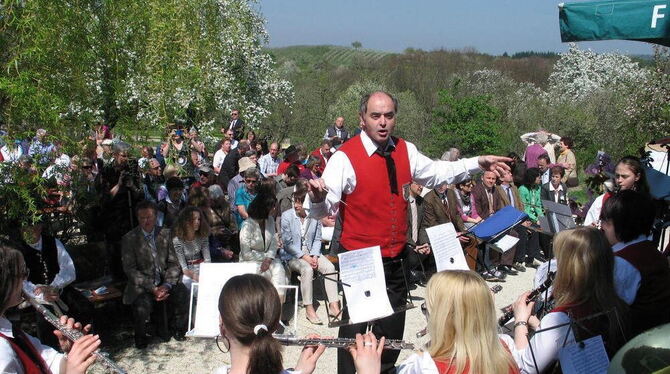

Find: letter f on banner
[652,5,667,28]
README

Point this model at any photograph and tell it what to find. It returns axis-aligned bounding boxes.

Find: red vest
[0,329,52,374]
[615,240,670,334]
[338,135,411,258]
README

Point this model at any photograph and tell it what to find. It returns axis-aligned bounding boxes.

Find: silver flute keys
[274,334,415,350]
[24,293,128,374]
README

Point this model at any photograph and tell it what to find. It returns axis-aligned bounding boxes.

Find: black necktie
[375,146,398,195]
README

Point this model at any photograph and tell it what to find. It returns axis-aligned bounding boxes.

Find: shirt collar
[27,237,43,251]
[141,227,155,238]
[611,234,648,252]
[549,183,563,192]
[360,131,395,157]
[0,317,14,338]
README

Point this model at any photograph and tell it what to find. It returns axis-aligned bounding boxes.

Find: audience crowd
[1,106,669,374]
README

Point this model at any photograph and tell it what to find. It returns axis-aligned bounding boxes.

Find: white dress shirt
[22,237,76,298]
[583,193,604,227]
[0,317,63,374]
[310,131,481,219]
[548,183,564,203]
[612,235,646,305]
[212,149,228,172]
[510,311,575,373]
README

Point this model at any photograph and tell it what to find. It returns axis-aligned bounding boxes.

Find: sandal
[306,314,323,325]
[328,309,343,323]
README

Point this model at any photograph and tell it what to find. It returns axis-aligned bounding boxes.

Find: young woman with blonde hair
[511,226,628,372]
[351,270,518,374]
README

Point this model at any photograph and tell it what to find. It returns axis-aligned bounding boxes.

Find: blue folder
[470,206,529,241]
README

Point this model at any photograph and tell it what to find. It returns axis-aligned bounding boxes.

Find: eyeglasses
[82,165,92,169]
[152,166,161,170]
[245,179,257,184]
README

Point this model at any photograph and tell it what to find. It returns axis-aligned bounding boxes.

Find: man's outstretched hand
[478,156,512,177]
[307,178,328,203]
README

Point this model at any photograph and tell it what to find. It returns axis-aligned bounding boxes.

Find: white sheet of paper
[558,335,609,374]
[490,234,519,253]
[425,223,469,271]
[338,246,393,324]
[187,263,257,338]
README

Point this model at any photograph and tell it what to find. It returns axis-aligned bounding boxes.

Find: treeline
[261,45,669,170]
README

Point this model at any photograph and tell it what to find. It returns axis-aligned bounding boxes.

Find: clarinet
[497,271,556,327]
[273,335,415,350]
[24,294,128,374]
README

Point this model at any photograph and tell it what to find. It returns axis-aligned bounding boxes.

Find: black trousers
[337,255,408,374]
[131,283,188,342]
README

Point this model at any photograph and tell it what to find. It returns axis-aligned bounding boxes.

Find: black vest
[20,235,60,285]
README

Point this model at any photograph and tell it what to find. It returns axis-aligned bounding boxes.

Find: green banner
[560,0,670,46]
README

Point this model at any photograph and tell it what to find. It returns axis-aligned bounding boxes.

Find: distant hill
[267,45,393,68]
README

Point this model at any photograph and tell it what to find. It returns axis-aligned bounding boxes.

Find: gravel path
[94,267,538,374]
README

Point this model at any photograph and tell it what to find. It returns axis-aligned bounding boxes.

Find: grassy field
[267,45,393,68]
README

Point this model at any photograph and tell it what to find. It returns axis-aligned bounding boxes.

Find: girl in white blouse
[172,206,211,291]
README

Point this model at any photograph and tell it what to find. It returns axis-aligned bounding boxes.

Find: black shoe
[535,255,547,263]
[499,265,518,276]
[513,262,527,272]
[480,270,505,282]
[135,336,149,349]
[172,330,186,341]
[409,270,427,287]
[525,261,539,269]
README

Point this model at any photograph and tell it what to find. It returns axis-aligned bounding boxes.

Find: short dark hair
[292,190,307,204]
[561,137,574,149]
[537,154,550,163]
[550,165,565,177]
[247,190,277,220]
[285,165,300,179]
[522,167,541,187]
[166,176,184,191]
[601,189,654,243]
[359,91,398,115]
[136,200,158,214]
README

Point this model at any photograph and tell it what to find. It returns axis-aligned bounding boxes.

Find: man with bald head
[309,91,511,374]
[324,116,350,142]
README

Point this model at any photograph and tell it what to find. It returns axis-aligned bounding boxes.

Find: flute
[273,335,415,350]
[497,271,555,327]
[24,293,128,374]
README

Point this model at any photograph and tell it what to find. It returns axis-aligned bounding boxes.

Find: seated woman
[172,206,211,291]
[511,226,629,372]
[349,270,519,374]
[235,168,260,227]
[453,179,481,229]
[216,273,325,374]
[239,190,287,296]
[280,190,340,325]
[600,189,670,335]
[0,244,100,374]
[584,156,650,227]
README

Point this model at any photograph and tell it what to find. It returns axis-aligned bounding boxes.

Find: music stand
[523,308,625,374]
[541,200,576,234]
[323,257,415,328]
[468,206,530,274]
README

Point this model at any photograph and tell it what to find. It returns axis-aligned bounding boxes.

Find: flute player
[0,243,100,374]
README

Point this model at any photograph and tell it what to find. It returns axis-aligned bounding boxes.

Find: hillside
[267,45,394,68]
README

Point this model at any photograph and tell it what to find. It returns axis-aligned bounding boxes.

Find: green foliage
[428,88,505,158]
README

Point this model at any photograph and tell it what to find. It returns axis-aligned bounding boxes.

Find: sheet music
[558,335,609,374]
[490,234,519,253]
[425,223,469,271]
[187,263,257,337]
[338,246,393,324]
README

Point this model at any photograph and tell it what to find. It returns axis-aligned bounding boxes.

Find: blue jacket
[280,208,322,261]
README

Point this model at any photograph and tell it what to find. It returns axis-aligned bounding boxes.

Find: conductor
[309,91,510,374]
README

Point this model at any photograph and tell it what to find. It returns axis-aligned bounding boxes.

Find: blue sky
[257,0,655,55]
